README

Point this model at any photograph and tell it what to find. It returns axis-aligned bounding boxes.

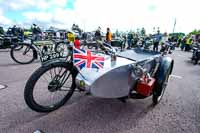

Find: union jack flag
[73,48,105,69]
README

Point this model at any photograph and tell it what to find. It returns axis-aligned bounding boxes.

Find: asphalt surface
[0,48,200,133]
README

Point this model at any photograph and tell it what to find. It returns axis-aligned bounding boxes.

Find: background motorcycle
[0,34,21,49]
[191,43,200,65]
[160,41,172,54]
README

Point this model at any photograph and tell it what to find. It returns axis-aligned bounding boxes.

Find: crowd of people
[1,23,199,52]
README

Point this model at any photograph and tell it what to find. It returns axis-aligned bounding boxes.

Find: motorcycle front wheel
[24,62,78,112]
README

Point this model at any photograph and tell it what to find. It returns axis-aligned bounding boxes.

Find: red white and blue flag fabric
[73,48,105,69]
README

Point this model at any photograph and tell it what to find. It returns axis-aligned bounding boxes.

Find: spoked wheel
[24,62,78,112]
[54,42,69,56]
[153,65,172,105]
[10,43,36,64]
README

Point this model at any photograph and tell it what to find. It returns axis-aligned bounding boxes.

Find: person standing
[127,32,133,49]
[31,24,42,41]
[56,31,60,39]
[74,36,80,49]
[160,32,171,53]
[185,36,192,51]
[106,28,112,45]
[161,32,168,43]
[11,25,18,36]
[181,36,187,51]
[153,30,162,52]
[94,27,102,50]
[18,27,24,42]
[95,27,102,41]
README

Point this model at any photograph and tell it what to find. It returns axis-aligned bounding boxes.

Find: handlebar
[96,40,116,55]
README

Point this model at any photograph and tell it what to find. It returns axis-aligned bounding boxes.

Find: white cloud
[23,11,53,22]
[1,0,200,33]
[0,9,12,26]
[4,0,35,10]
[1,0,68,10]
[37,0,68,10]
[22,8,77,29]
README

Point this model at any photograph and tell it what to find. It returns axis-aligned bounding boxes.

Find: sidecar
[76,48,174,104]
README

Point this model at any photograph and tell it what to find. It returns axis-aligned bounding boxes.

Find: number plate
[40,52,66,63]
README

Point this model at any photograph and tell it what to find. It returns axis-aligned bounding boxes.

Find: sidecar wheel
[24,62,78,112]
[153,65,171,105]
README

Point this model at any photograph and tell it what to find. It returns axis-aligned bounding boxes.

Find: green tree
[0,26,4,34]
[189,29,200,35]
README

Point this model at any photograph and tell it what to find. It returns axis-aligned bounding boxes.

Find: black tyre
[24,62,78,112]
[153,65,172,105]
[10,43,35,64]
[193,59,198,65]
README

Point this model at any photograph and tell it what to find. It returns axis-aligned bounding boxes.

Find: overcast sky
[0,0,199,33]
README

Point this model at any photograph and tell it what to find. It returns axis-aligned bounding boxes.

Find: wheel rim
[32,66,74,108]
[12,45,34,63]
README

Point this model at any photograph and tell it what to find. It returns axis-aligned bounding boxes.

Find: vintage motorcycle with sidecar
[24,41,174,112]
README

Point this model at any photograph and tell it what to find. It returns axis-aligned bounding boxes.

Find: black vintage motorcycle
[10,37,70,65]
[160,41,173,55]
[0,34,20,49]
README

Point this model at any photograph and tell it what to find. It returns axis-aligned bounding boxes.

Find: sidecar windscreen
[118,49,160,62]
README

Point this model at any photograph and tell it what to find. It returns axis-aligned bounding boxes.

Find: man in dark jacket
[95,27,102,41]
[31,24,42,41]
[153,30,162,52]
[11,25,18,36]
[127,33,133,49]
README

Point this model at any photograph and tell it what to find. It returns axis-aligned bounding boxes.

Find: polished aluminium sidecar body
[76,49,164,98]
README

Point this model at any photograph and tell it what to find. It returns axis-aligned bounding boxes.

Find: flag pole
[173,18,176,33]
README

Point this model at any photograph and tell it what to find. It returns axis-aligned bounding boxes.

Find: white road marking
[170,75,183,79]
[177,54,188,58]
